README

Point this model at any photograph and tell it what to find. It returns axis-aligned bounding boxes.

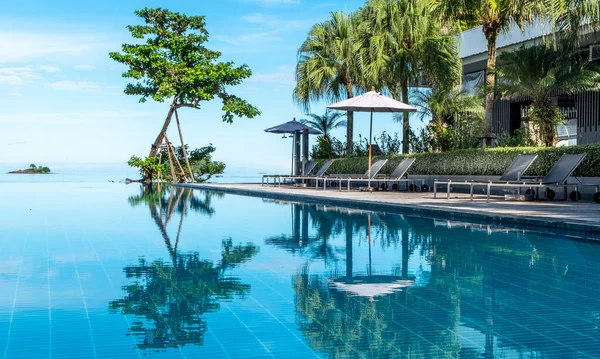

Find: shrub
[497,127,536,147]
[315,144,600,177]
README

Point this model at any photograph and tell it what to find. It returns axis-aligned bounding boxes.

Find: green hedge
[316,144,600,177]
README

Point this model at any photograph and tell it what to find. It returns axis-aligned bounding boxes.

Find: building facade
[459,24,600,146]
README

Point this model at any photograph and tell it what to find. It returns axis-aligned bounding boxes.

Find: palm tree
[300,111,347,142]
[496,44,600,146]
[429,0,600,148]
[406,86,484,151]
[358,0,461,154]
[294,11,363,154]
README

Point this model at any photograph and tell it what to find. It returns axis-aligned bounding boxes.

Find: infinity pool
[1,182,599,358]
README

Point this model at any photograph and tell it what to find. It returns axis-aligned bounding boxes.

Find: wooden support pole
[165,138,177,183]
[174,109,195,183]
[165,134,187,182]
[157,150,163,182]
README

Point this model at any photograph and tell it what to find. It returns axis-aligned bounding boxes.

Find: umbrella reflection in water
[329,213,415,301]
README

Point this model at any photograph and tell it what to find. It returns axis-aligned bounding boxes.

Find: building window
[462,71,484,94]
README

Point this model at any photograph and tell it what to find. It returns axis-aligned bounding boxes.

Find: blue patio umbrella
[264,118,322,176]
[264,118,322,135]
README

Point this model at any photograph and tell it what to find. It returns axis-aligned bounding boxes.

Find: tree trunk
[401,83,410,154]
[148,97,178,158]
[345,84,354,155]
[174,109,195,182]
[483,29,499,149]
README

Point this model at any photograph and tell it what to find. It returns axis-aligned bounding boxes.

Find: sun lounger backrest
[364,159,388,178]
[315,160,334,176]
[542,153,587,184]
[499,154,538,181]
[390,158,416,178]
[302,161,318,175]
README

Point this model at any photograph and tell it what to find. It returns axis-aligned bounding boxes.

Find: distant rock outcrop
[8,164,51,174]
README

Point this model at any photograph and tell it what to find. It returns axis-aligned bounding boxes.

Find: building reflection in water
[110,185,259,351]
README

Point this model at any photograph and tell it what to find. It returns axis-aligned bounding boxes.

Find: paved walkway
[177,183,600,239]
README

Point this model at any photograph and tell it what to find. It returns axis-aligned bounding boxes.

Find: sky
[0,0,412,174]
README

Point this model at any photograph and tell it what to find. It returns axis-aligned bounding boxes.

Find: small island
[9,164,51,174]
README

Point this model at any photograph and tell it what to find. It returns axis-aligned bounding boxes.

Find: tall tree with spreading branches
[110,8,260,182]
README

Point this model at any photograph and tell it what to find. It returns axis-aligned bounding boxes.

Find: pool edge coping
[175,183,600,240]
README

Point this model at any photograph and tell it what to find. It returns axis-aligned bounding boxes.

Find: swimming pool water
[1,182,599,358]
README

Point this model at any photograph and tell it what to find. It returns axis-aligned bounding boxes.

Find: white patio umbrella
[327,87,416,189]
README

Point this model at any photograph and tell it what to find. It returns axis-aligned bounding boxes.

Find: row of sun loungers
[262,153,595,202]
[434,153,593,201]
[263,158,426,192]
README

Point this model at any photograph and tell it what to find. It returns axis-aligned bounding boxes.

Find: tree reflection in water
[289,206,460,359]
[267,201,600,359]
[110,185,258,351]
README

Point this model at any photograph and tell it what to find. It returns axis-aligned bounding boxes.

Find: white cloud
[0,31,108,63]
[49,81,100,91]
[37,65,60,73]
[248,65,295,85]
[243,13,284,27]
[0,65,60,85]
[217,14,309,49]
[8,92,22,96]
[74,65,95,71]
[216,23,306,49]
[0,67,40,84]
[216,30,286,47]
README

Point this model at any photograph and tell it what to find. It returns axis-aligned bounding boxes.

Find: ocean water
[0,163,264,184]
[0,177,599,358]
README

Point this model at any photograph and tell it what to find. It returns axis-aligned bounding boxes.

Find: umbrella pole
[368,109,373,190]
[368,214,372,277]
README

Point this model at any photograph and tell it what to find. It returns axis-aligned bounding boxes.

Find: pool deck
[176,183,600,239]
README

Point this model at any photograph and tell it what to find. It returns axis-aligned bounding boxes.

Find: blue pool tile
[1,183,600,358]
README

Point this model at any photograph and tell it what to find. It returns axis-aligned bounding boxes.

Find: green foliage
[358,0,461,152]
[311,131,402,159]
[408,128,433,154]
[311,136,335,159]
[497,127,536,147]
[358,0,461,95]
[497,44,600,146]
[109,238,258,351]
[17,164,50,174]
[160,144,225,182]
[427,121,454,152]
[109,8,260,123]
[408,86,484,151]
[316,144,600,177]
[529,103,564,146]
[453,113,485,150]
[294,11,361,111]
[127,155,167,178]
[375,131,402,155]
[300,111,346,141]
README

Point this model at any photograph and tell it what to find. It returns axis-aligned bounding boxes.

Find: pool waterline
[0,182,599,358]
[178,182,600,241]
